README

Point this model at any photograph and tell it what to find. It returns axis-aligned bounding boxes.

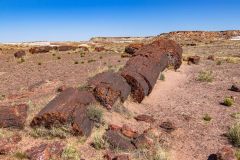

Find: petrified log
[0,104,28,129]
[134,114,155,123]
[57,45,78,51]
[230,84,240,92]
[14,50,26,58]
[25,142,64,160]
[121,70,149,103]
[71,105,95,136]
[103,130,136,151]
[121,55,168,94]
[88,71,131,107]
[133,38,183,70]
[125,43,144,55]
[29,46,52,54]
[30,88,96,128]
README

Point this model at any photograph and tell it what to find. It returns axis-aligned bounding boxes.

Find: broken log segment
[133,38,183,70]
[88,71,131,108]
[121,70,149,103]
[121,55,168,94]
[30,88,96,129]
[0,104,28,129]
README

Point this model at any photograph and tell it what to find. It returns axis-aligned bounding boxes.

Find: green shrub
[87,106,103,123]
[74,61,79,64]
[159,73,165,81]
[30,126,70,139]
[203,114,212,121]
[228,123,240,147]
[61,145,80,160]
[216,60,222,65]
[236,149,240,160]
[91,133,106,150]
[223,97,234,107]
[14,151,28,159]
[197,70,213,82]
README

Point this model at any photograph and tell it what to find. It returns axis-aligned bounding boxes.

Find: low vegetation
[91,133,106,150]
[61,145,81,160]
[197,70,213,82]
[159,73,165,81]
[30,126,70,139]
[228,123,240,147]
[203,114,212,122]
[87,105,103,124]
[223,97,234,107]
[13,151,28,160]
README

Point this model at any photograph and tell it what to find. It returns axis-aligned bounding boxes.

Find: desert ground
[0,31,240,160]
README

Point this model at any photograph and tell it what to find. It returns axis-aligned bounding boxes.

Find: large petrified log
[30,88,96,129]
[133,38,183,70]
[88,71,131,108]
[125,43,144,55]
[0,104,28,129]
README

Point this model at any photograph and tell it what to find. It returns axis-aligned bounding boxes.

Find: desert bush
[81,61,84,64]
[223,97,234,107]
[235,149,240,160]
[159,73,165,81]
[18,58,25,63]
[52,53,56,56]
[226,57,237,64]
[0,94,5,101]
[74,61,79,64]
[228,123,240,147]
[61,145,80,160]
[38,62,42,65]
[57,56,61,59]
[87,105,103,123]
[230,112,240,119]
[203,114,212,121]
[197,70,213,82]
[30,126,70,139]
[91,133,106,150]
[88,59,96,63]
[99,56,103,59]
[216,60,222,65]
[152,146,169,160]
[14,151,28,160]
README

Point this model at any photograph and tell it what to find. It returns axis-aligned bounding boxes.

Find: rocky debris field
[0,32,240,160]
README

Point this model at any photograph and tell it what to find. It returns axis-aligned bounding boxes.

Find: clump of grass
[38,62,42,65]
[0,94,6,101]
[118,60,121,63]
[235,149,240,160]
[18,58,25,63]
[52,53,56,56]
[87,105,103,124]
[80,52,85,57]
[223,97,234,107]
[99,56,103,59]
[112,101,132,119]
[30,126,70,139]
[203,114,212,121]
[88,59,96,63]
[159,73,165,81]
[74,61,79,64]
[228,123,240,147]
[81,61,84,64]
[197,70,213,82]
[152,146,169,160]
[57,56,61,60]
[61,145,80,160]
[226,57,237,64]
[230,112,240,119]
[216,60,222,65]
[91,133,106,150]
[14,151,28,160]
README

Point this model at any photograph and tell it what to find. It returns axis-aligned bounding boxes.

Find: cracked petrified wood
[0,104,28,129]
[133,38,183,70]
[88,71,131,108]
[30,88,96,131]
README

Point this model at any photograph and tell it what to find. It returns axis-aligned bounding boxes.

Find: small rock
[160,121,176,133]
[132,134,153,149]
[121,124,138,138]
[108,124,122,131]
[230,85,240,92]
[0,134,22,155]
[103,130,136,151]
[57,85,67,92]
[25,142,64,160]
[14,50,26,58]
[187,56,200,65]
[134,114,155,123]
[207,55,215,61]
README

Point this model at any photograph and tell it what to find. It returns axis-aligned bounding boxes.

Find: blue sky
[0,0,239,42]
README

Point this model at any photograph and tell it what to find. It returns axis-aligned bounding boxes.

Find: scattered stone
[29,46,52,54]
[0,104,28,129]
[25,142,64,160]
[132,133,153,149]
[95,46,105,52]
[160,121,176,133]
[230,84,240,92]
[207,55,215,61]
[14,50,26,58]
[134,114,155,123]
[108,124,122,131]
[103,130,136,151]
[187,56,200,65]
[125,43,144,55]
[121,124,138,139]
[0,134,22,155]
